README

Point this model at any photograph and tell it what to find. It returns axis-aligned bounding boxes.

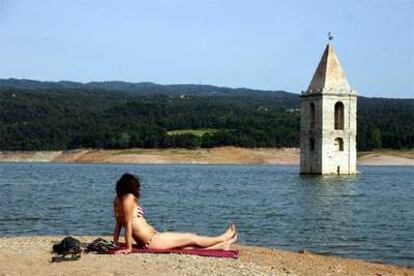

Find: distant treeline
[0,86,413,150]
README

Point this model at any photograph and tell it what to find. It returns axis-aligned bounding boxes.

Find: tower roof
[307,42,351,93]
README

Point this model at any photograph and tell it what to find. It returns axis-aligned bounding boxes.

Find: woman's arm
[113,217,121,244]
[113,200,122,243]
[117,194,135,254]
[113,221,121,243]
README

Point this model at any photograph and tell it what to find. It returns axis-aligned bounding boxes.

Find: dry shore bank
[0,147,413,166]
[0,236,412,276]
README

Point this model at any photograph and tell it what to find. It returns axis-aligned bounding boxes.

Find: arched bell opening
[334,102,344,130]
[309,102,315,129]
[334,137,344,151]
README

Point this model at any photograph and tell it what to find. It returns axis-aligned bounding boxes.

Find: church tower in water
[300,40,357,175]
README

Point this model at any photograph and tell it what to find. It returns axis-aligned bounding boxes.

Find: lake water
[0,163,413,266]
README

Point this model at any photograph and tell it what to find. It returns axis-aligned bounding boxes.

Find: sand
[1,147,413,166]
[0,236,412,276]
[357,151,414,166]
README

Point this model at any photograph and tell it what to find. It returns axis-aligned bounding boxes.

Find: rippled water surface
[0,163,413,266]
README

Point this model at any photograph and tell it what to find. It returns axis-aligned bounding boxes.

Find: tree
[117,132,131,148]
[368,127,382,149]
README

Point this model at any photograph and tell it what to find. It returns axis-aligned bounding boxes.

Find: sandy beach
[1,147,413,166]
[0,236,412,276]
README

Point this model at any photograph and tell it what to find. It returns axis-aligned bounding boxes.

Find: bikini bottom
[144,231,159,249]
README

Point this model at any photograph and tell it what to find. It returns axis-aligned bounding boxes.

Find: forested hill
[0,78,295,99]
[0,79,413,151]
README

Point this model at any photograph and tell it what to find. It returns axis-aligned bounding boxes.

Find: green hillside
[0,79,412,151]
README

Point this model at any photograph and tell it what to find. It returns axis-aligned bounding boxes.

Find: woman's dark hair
[116,173,140,198]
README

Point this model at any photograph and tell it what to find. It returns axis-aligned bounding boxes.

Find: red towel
[106,243,239,259]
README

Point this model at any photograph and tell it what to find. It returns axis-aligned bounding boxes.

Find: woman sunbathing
[113,173,237,254]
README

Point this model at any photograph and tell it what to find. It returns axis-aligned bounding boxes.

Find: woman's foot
[222,223,236,241]
[224,233,237,250]
[205,233,238,250]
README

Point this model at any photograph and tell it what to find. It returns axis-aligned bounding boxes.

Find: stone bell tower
[300,39,357,175]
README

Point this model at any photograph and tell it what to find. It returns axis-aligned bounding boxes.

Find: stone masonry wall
[300,93,357,174]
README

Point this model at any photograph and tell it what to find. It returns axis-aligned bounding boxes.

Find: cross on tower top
[328,32,334,41]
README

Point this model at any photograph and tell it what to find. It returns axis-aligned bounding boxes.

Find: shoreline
[0,236,412,276]
[0,147,413,166]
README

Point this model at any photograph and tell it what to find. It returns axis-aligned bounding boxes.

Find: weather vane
[328,32,334,41]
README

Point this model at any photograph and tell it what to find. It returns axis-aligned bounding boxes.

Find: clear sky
[0,0,413,98]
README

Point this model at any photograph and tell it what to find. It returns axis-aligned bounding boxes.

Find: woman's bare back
[113,196,157,245]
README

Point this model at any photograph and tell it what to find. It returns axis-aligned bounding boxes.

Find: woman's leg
[148,232,224,250]
[148,224,236,250]
[202,234,238,250]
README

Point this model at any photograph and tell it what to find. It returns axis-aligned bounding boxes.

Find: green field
[167,128,219,137]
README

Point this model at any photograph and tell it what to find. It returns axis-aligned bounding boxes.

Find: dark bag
[85,238,118,254]
[53,236,82,255]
